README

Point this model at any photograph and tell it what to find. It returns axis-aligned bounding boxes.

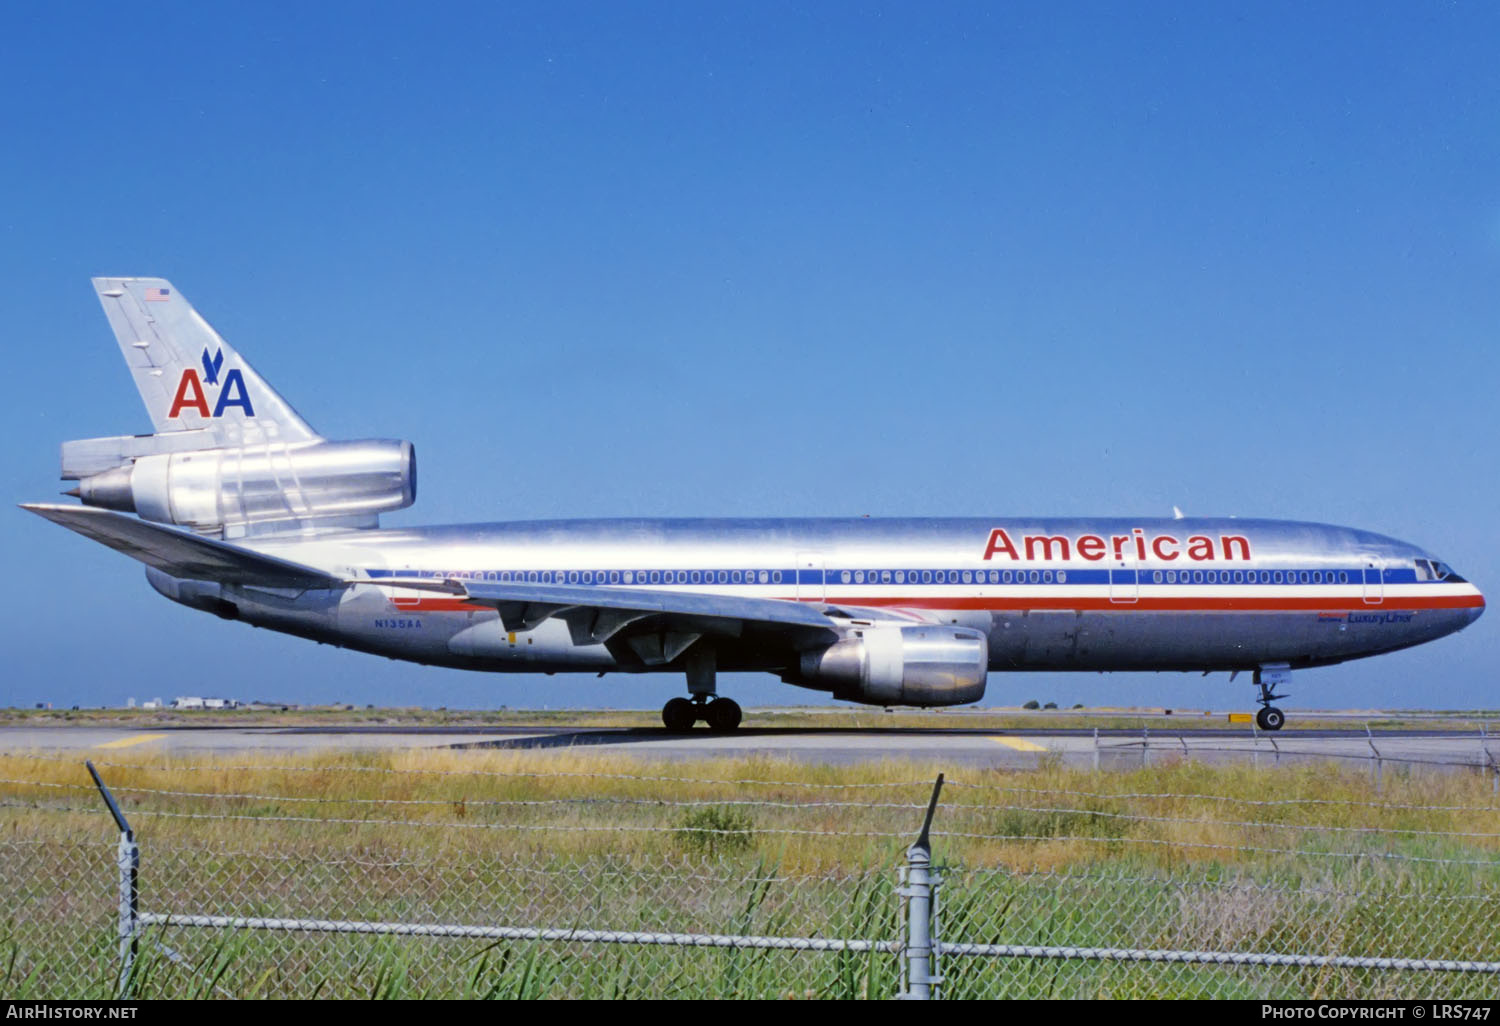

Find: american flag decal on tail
[144,287,171,301]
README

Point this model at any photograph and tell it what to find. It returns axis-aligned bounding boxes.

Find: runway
[3,723,1498,772]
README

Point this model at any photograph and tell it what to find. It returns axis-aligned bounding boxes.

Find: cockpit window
[1417,558,1465,582]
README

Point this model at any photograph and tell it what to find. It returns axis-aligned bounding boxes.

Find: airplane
[22,278,1485,732]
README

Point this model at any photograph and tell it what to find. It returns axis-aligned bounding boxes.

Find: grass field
[3,747,1498,998]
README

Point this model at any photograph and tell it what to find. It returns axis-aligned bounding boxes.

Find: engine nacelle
[786,624,989,707]
[73,438,416,533]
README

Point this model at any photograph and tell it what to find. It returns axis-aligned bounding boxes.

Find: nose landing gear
[660,646,743,732]
[1253,664,1290,732]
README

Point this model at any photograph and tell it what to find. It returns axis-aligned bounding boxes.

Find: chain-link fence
[3,751,1499,999]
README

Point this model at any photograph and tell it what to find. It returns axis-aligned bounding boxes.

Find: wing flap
[362,574,840,645]
[22,503,341,590]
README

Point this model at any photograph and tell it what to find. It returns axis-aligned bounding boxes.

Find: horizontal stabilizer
[21,503,341,590]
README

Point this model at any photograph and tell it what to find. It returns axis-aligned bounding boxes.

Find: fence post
[899,774,944,1000]
[87,761,137,995]
[1365,725,1383,794]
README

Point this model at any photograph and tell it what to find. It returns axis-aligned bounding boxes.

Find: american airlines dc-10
[23,279,1485,731]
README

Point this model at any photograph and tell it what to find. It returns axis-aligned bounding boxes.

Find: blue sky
[2,2,1496,711]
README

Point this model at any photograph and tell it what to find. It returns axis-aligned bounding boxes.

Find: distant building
[171,696,238,709]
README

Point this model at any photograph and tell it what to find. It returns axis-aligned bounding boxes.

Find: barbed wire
[0,777,929,811]
[7,771,1499,821]
[0,753,934,790]
[943,780,1500,813]
[0,800,912,839]
[929,830,1500,866]
[1089,741,1500,773]
[7,799,1496,867]
[4,778,1495,841]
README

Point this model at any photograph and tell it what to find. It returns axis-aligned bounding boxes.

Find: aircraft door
[1109,550,1139,604]
[1362,557,1385,606]
[796,552,826,604]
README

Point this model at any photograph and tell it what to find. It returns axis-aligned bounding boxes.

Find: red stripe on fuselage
[805,594,1484,612]
[391,598,490,612]
[388,593,1483,613]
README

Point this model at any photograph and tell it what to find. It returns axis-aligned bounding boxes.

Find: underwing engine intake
[786,625,988,706]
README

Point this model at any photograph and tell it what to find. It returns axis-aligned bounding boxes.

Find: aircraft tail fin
[92,277,320,446]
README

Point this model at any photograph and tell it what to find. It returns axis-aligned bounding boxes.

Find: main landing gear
[660,646,743,732]
[1253,664,1291,732]
[661,695,743,733]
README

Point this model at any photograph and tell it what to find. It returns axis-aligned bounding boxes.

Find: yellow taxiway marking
[990,736,1047,752]
[94,733,168,750]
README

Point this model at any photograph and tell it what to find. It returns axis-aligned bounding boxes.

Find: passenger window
[922,570,932,584]
[962,571,973,584]
[1154,571,1163,583]
[854,571,865,584]
[1029,570,1040,583]
[1002,571,1013,583]
[1043,570,1054,583]
[1193,571,1204,584]
[1057,570,1067,583]
[759,571,770,584]
[771,571,782,584]
[895,570,905,584]
[841,571,851,584]
[731,570,742,583]
[880,571,891,584]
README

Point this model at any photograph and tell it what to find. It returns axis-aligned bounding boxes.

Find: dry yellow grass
[3,746,1498,878]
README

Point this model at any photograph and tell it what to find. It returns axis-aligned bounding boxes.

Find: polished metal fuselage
[147,516,1484,691]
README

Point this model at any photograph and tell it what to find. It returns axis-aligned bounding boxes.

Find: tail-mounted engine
[784,624,989,707]
[68,438,416,535]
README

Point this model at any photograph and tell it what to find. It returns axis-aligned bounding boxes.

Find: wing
[21,503,342,590]
[366,574,843,665]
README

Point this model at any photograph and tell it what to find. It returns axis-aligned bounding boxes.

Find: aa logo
[167,348,255,419]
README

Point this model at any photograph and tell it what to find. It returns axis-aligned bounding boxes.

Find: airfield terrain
[3,706,1499,771]
[5,707,1499,998]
